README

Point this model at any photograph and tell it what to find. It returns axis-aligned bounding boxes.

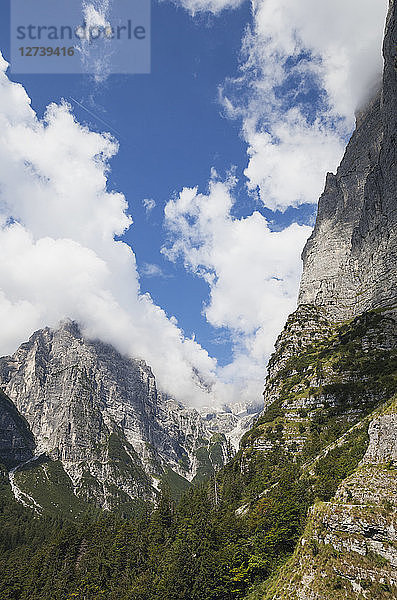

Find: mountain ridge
[0,319,254,513]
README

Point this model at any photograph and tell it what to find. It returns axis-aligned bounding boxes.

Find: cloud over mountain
[1,0,386,409]
[0,53,218,407]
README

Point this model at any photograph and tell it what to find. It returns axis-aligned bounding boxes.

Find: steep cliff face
[298,0,397,322]
[0,321,235,511]
[240,312,397,599]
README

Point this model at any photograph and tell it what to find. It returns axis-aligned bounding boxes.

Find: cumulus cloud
[0,53,218,407]
[219,0,388,211]
[242,110,345,211]
[163,174,311,402]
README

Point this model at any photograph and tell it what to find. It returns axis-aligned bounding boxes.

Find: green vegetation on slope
[243,312,396,461]
[0,310,395,600]
[11,457,96,518]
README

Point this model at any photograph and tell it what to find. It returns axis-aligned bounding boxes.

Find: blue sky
[0,0,387,406]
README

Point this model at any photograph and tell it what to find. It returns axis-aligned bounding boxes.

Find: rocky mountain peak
[0,320,254,511]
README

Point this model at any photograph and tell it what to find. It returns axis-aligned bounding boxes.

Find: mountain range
[0,1,396,598]
[0,319,258,514]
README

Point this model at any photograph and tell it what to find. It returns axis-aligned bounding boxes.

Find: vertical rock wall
[299,0,397,321]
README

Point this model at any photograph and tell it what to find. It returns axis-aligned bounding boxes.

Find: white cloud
[140,263,170,278]
[163,174,311,402]
[0,54,218,407]
[77,1,113,81]
[83,0,111,31]
[243,109,345,211]
[219,0,388,211]
[143,198,156,215]
[172,0,245,16]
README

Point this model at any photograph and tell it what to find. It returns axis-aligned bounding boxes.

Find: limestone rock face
[298,0,397,321]
[265,304,334,388]
[0,321,237,509]
[0,389,34,469]
[363,412,397,465]
[252,0,397,473]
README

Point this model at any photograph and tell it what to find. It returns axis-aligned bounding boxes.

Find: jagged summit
[0,319,252,512]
